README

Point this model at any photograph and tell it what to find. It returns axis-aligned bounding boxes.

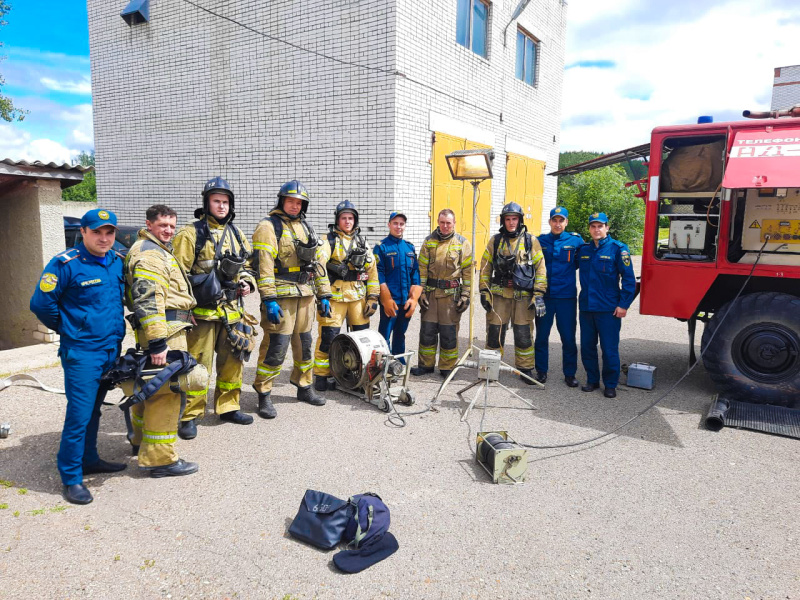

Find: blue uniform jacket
[577,236,636,312]
[373,235,421,303]
[538,231,584,299]
[30,244,126,351]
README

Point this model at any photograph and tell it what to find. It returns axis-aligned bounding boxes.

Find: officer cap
[589,212,609,224]
[388,211,407,222]
[550,206,568,219]
[81,208,118,230]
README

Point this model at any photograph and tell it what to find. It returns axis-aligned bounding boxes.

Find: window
[516,29,538,86]
[456,0,489,58]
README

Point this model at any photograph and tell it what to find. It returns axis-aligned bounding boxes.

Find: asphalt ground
[1,257,798,600]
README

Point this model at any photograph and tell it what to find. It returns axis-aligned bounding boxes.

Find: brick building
[88,0,566,250]
[771,65,800,111]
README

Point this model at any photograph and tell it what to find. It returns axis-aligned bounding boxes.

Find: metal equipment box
[668,220,707,252]
[626,363,657,390]
[477,349,501,381]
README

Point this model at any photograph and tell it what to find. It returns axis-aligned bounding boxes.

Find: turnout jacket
[320,227,380,303]
[251,208,332,301]
[172,215,256,323]
[479,231,547,299]
[125,229,196,347]
[577,235,637,312]
[538,231,584,299]
[419,229,473,300]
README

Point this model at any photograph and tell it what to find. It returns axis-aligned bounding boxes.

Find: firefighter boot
[257,392,277,419]
[219,410,254,425]
[314,374,328,392]
[297,386,326,406]
[178,419,197,440]
[519,369,537,385]
[410,366,434,376]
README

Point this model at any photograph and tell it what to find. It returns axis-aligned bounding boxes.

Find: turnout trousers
[254,296,315,393]
[183,319,242,421]
[534,297,578,377]
[313,298,369,377]
[418,297,462,371]
[485,296,536,370]
[130,331,188,468]
[57,345,120,486]
[579,310,622,389]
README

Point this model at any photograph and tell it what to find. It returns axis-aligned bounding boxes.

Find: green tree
[0,2,27,122]
[557,164,646,253]
[62,151,96,203]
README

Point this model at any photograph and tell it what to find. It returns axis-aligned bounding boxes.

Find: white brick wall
[771,64,800,111]
[88,0,566,247]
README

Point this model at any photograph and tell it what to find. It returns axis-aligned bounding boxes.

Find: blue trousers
[379,306,411,364]
[534,297,578,377]
[58,346,119,486]
[579,311,622,389]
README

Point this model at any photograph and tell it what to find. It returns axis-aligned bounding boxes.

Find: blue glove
[318,298,332,318]
[265,300,284,325]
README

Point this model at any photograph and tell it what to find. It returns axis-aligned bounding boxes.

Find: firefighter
[251,180,333,418]
[576,212,637,398]
[172,177,257,440]
[478,202,547,382]
[410,208,472,377]
[373,212,422,363]
[313,200,380,391]
[30,208,127,505]
[126,204,199,477]
[534,206,585,387]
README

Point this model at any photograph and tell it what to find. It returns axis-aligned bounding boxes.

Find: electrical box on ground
[475,431,528,484]
[668,220,707,252]
[626,363,657,390]
[477,350,502,381]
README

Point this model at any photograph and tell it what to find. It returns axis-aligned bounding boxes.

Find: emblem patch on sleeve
[621,251,631,267]
[39,272,58,292]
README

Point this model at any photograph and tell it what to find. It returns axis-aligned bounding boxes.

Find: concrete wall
[0,179,65,350]
[771,64,800,110]
[62,200,98,219]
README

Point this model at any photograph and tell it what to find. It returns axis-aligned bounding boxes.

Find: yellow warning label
[749,220,761,229]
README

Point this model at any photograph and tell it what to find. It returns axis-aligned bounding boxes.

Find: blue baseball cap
[81,208,118,230]
[588,212,609,224]
[550,206,568,219]
[388,211,407,222]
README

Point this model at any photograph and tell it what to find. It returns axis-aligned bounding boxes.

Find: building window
[515,28,538,86]
[456,0,489,58]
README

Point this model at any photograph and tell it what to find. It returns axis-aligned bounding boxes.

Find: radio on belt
[626,363,657,390]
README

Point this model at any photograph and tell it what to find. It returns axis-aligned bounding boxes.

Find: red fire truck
[551,107,800,406]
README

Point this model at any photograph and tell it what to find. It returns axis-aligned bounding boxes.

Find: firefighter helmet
[334,200,359,228]
[276,180,310,215]
[198,176,235,219]
[500,202,523,219]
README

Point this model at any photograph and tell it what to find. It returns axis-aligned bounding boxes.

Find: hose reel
[476,431,528,484]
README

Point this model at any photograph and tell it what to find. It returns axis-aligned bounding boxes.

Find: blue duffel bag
[288,489,353,550]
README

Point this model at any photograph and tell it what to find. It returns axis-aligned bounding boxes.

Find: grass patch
[50,505,67,513]
[0,503,8,509]
[17,488,27,495]
[28,508,46,516]
[0,480,14,488]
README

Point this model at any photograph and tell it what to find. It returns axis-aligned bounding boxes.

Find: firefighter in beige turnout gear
[172,177,257,440]
[313,200,380,391]
[125,205,199,477]
[252,180,333,418]
[410,209,472,377]
[479,202,548,383]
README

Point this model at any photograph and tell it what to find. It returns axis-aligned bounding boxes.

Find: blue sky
[1,0,799,162]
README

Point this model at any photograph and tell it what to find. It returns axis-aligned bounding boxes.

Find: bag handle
[347,500,374,550]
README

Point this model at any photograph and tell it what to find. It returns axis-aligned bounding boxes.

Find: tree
[0,2,27,122]
[557,164,646,253]
[62,151,96,203]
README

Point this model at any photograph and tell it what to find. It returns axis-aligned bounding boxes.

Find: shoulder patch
[56,248,80,263]
[571,231,581,236]
[39,272,58,292]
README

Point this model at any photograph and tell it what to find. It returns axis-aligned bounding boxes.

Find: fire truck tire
[701,292,800,406]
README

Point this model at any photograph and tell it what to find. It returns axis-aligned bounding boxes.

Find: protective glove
[530,295,546,318]
[264,300,284,325]
[455,295,470,314]
[363,295,379,318]
[317,298,332,318]
[404,285,423,318]
[480,291,492,312]
[419,292,430,311]
[379,284,398,318]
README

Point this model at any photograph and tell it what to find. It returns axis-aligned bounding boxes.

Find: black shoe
[535,371,548,384]
[564,376,579,388]
[258,392,277,419]
[519,369,537,385]
[62,483,93,505]
[83,459,127,475]
[150,459,199,479]
[219,410,254,425]
[297,386,326,406]
[131,444,139,456]
[178,419,197,440]
[581,383,600,392]
[439,369,452,378]
[410,366,434,376]
[314,375,328,392]
[604,387,617,398]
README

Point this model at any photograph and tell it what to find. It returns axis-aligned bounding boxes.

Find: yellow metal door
[506,152,545,233]
[431,132,493,259]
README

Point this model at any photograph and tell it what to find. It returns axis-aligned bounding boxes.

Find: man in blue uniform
[576,212,636,398]
[30,209,127,505]
[535,206,584,387]
[373,212,422,363]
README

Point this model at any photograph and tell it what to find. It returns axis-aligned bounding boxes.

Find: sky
[1,0,799,163]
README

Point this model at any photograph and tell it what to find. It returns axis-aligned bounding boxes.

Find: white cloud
[40,75,92,95]
[59,104,94,150]
[0,123,79,164]
[560,0,800,152]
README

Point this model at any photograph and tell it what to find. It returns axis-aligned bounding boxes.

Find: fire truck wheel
[701,292,800,406]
